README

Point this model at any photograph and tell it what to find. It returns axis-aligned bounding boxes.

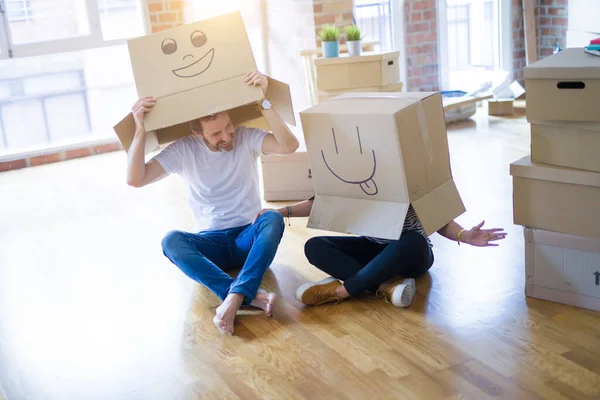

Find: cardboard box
[261,152,315,201]
[113,12,295,154]
[524,48,600,122]
[511,155,600,238]
[315,51,400,91]
[488,99,514,116]
[524,227,600,312]
[531,121,600,172]
[299,92,466,240]
[317,81,403,104]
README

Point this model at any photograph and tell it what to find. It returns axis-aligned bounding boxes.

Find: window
[354,0,393,52]
[0,0,146,154]
[0,0,147,58]
[6,0,32,22]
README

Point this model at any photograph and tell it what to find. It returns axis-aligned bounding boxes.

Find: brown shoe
[376,278,416,308]
[295,277,344,305]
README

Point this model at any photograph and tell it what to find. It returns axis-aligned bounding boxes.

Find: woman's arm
[437,220,506,247]
[256,198,314,220]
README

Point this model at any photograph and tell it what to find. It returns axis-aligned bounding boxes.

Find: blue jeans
[304,230,434,297]
[161,210,285,305]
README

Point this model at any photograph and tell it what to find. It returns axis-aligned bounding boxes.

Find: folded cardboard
[317,81,403,103]
[113,12,295,154]
[531,121,600,172]
[299,92,466,240]
[442,93,493,124]
[488,99,514,116]
[524,227,600,312]
[511,155,600,238]
[524,48,600,122]
[315,51,400,91]
[261,152,315,201]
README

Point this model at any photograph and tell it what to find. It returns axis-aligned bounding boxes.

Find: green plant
[344,24,362,41]
[318,24,341,42]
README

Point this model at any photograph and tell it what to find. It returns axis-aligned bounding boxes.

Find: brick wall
[313,0,354,46]
[513,0,568,85]
[512,0,527,84]
[146,0,193,32]
[536,0,568,58]
[404,0,439,91]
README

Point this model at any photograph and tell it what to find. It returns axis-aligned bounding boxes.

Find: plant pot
[322,41,339,58]
[347,40,362,57]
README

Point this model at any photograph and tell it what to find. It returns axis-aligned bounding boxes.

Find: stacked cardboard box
[314,51,403,104]
[510,48,600,311]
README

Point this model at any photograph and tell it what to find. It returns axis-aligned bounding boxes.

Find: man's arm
[260,107,299,155]
[126,97,168,188]
[243,70,299,155]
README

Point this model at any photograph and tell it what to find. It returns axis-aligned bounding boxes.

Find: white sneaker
[376,278,416,308]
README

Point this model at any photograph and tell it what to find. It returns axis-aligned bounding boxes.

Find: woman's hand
[462,221,506,247]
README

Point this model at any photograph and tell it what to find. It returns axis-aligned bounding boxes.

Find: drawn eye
[161,38,177,55]
[191,30,207,47]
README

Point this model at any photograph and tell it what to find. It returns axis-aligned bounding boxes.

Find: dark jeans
[304,230,434,297]
[161,210,285,305]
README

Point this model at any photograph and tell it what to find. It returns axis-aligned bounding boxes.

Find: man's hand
[244,70,268,95]
[132,96,157,129]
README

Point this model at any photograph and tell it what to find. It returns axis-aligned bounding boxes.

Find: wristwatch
[257,98,272,111]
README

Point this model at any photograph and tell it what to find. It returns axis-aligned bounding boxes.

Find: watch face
[262,99,272,109]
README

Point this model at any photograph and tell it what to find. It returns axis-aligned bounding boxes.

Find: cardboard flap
[412,179,466,236]
[307,195,409,240]
[266,77,296,126]
[113,113,159,154]
[143,76,263,131]
[510,155,600,187]
[524,227,600,253]
[524,48,600,80]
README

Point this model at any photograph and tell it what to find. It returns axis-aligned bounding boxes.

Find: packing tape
[416,101,433,165]
[329,94,435,165]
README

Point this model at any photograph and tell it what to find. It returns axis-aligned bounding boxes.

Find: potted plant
[345,24,363,57]
[318,24,341,58]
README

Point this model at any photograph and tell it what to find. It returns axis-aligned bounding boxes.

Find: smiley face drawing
[321,127,379,196]
[160,30,215,78]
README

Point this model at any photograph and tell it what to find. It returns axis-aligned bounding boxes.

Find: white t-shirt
[153,126,269,232]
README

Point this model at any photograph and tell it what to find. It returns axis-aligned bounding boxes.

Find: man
[127,70,299,335]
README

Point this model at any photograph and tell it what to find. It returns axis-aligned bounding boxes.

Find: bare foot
[250,289,277,317]
[213,293,244,335]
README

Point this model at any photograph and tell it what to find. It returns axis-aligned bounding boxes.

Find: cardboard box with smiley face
[113,11,295,154]
[300,92,465,240]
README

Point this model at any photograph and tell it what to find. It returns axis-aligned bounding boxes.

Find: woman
[258,197,506,308]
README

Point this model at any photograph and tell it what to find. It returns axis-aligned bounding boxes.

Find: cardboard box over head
[300,92,466,240]
[113,11,295,154]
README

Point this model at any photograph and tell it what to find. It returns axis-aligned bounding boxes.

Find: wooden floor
[1,107,599,400]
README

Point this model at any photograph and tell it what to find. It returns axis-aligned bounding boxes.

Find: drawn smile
[172,48,215,78]
[321,127,379,196]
